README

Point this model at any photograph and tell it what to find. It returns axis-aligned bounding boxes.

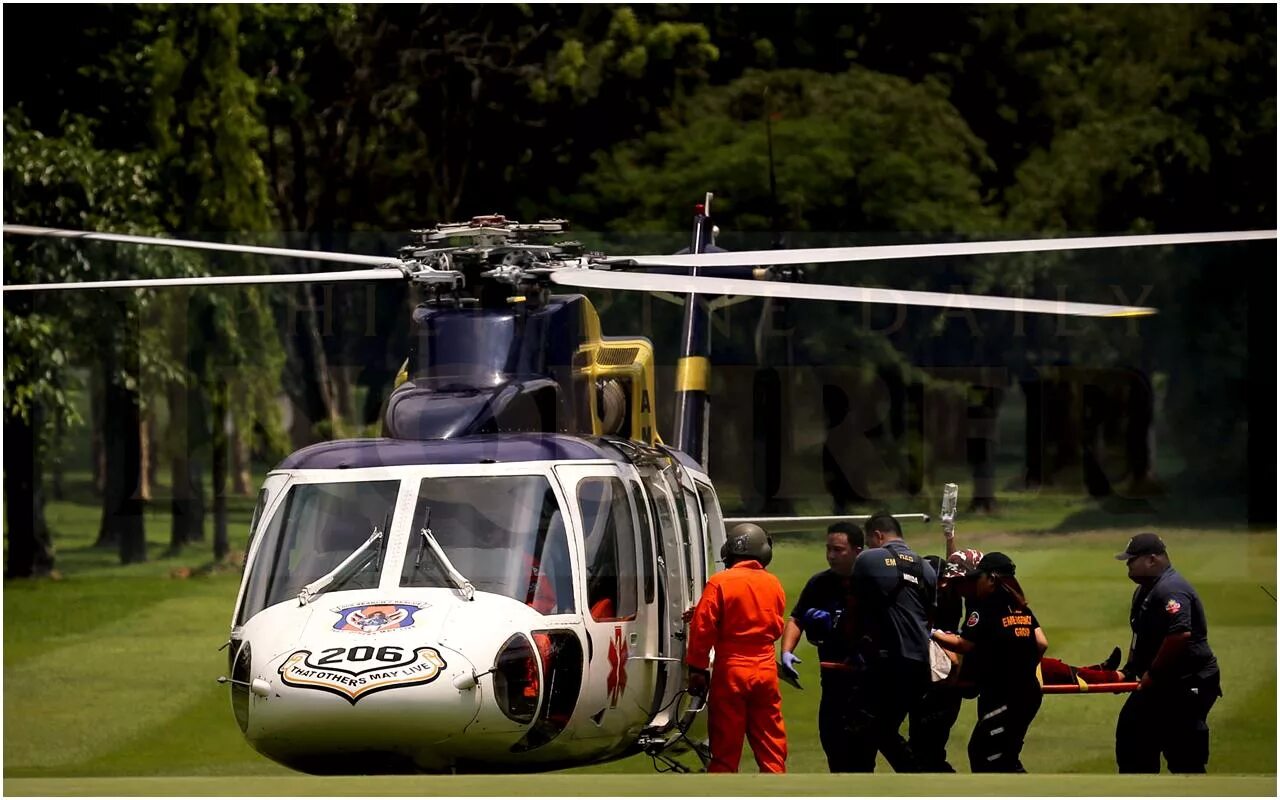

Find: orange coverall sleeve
[686,579,723,671]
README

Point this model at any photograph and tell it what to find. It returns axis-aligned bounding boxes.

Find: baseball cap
[975,551,1016,577]
[1115,532,1167,561]
[944,548,985,580]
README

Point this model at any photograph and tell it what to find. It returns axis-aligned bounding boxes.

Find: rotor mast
[671,194,714,467]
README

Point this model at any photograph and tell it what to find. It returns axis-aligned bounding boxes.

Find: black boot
[1087,646,1122,672]
[1103,646,1122,671]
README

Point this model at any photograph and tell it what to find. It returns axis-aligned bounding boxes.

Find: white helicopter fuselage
[228,434,725,773]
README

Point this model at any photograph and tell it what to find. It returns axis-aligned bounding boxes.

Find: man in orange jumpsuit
[686,523,788,773]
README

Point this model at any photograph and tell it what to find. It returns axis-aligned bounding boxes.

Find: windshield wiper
[298,525,384,606]
[413,507,431,572]
[417,523,475,601]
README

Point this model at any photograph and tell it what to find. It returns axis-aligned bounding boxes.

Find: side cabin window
[400,475,574,615]
[629,482,656,604]
[652,466,705,597]
[676,483,705,593]
[694,481,725,576]
[642,475,685,593]
[577,477,639,621]
[239,480,400,622]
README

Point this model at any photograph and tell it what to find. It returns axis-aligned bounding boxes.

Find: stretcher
[1037,659,1138,694]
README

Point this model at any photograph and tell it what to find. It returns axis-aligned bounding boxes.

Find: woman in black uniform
[931,552,1047,773]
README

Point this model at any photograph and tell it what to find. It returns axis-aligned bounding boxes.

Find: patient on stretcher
[1037,646,1126,689]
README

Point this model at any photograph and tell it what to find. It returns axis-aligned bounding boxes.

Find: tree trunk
[138,410,153,502]
[90,367,106,497]
[183,300,214,542]
[903,376,926,497]
[147,413,161,494]
[1022,377,1044,489]
[1124,369,1157,493]
[4,401,56,578]
[333,363,355,426]
[211,379,230,562]
[231,416,252,495]
[1247,262,1276,526]
[101,370,148,565]
[51,407,65,501]
[1081,382,1115,498]
[93,362,117,549]
[280,284,340,445]
[822,381,874,513]
[168,379,192,554]
[172,385,209,545]
[966,382,1004,513]
[302,287,342,438]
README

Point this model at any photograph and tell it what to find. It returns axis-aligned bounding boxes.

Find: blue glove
[780,651,802,681]
[801,608,835,636]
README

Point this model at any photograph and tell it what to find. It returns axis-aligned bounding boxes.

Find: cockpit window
[400,476,574,615]
[239,480,400,621]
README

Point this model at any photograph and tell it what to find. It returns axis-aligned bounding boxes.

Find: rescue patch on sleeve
[966,611,979,628]
[1165,598,1182,615]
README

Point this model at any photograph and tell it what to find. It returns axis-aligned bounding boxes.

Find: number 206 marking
[316,645,406,665]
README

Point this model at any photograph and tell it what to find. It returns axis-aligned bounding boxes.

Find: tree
[3,112,195,567]
[147,4,286,561]
[996,6,1276,507]
[580,66,1001,508]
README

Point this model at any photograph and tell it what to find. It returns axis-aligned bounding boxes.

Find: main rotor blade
[3,225,399,267]
[607,229,1276,269]
[726,514,932,532]
[550,270,1156,318]
[1,269,405,292]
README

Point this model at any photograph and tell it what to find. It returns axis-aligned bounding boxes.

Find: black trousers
[846,657,930,773]
[908,683,964,772]
[1116,673,1221,774]
[818,670,859,772]
[968,684,1043,773]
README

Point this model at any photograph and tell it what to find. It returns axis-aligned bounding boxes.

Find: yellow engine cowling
[574,300,660,446]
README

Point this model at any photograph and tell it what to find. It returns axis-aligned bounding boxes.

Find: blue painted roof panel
[276,434,626,470]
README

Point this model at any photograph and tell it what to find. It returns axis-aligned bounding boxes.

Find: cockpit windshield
[400,475,575,614]
[238,480,400,622]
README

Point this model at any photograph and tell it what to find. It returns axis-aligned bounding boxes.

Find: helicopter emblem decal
[606,626,628,708]
[278,645,447,704]
[332,603,423,634]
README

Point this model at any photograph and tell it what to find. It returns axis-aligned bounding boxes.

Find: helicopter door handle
[629,632,639,647]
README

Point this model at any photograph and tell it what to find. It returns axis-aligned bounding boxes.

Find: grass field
[5,774,1276,796]
[4,474,1275,795]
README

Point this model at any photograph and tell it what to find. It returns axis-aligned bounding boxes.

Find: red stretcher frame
[1041,681,1139,694]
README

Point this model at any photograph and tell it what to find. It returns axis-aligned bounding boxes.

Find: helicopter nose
[245,636,482,771]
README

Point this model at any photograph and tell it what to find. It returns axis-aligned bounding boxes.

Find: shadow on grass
[769,490,1255,544]
[1049,492,1255,534]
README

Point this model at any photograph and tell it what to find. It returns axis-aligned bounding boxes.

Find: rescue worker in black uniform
[1114,533,1221,773]
[908,549,984,771]
[846,512,936,772]
[931,552,1046,773]
[779,522,864,772]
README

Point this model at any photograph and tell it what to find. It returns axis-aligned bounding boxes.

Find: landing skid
[639,694,712,773]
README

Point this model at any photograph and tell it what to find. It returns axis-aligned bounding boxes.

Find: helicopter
[2,199,1273,774]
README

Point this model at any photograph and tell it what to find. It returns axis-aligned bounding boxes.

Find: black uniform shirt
[936,585,965,633]
[790,569,855,664]
[1128,566,1218,682]
[852,539,937,663]
[961,589,1041,691]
